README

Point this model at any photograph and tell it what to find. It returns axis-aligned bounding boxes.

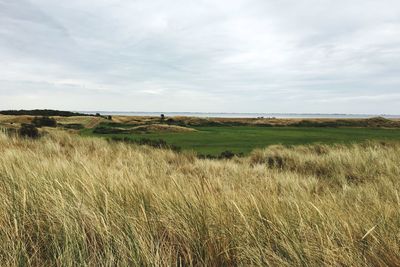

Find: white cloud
[0,0,399,113]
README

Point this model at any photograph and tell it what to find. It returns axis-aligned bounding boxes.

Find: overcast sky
[0,0,399,113]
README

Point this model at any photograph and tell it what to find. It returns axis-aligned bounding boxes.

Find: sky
[0,0,399,114]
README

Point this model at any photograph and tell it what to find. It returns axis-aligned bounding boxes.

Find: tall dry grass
[0,132,399,266]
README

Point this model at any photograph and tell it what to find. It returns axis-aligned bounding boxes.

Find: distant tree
[107,115,112,120]
[95,113,101,117]
[18,124,39,138]
[160,114,165,121]
[0,109,88,117]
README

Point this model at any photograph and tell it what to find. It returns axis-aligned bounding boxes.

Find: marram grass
[0,132,399,266]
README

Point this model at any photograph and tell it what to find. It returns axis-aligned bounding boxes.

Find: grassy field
[83,125,400,156]
[0,131,400,266]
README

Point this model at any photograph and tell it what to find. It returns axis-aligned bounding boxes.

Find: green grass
[82,126,400,156]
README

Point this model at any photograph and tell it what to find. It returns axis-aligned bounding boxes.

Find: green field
[83,126,400,156]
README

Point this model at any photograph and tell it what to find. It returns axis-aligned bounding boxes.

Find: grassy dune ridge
[1,132,400,266]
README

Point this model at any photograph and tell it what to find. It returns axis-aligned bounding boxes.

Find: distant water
[80,111,400,119]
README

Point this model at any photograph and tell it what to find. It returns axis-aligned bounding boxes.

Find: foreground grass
[84,125,400,155]
[1,132,400,266]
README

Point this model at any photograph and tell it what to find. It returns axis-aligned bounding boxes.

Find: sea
[80,112,400,119]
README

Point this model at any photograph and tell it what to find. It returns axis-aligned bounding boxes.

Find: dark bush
[93,127,130,134]
[137,138,181,151]
[219,150,235,159]
[166,118,175,124]
[107,137,181,152]
[197,154,217,159]
[60,123,84,130]
[32,116,57,127]
[198,151,244,160]
[18,124,39,138]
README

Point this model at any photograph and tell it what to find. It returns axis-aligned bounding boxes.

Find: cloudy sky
[0,0,399,113]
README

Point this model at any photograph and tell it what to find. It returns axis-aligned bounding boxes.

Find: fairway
[84,126,400,155]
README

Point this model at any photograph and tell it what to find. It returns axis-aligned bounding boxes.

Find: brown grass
[0,132,400,266]
[0,115,106,129]
[2,114,400,130]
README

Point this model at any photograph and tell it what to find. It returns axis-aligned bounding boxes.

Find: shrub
[137,138,181,151]
[107,137,181,152]
[32,116,57,127]
[59,123,84,130]
[166,118,175,124]
[198,151,243,160]
[18,124,39,138]
[93,127,130,134]
[197,154,217,159]
[219,150,235,159]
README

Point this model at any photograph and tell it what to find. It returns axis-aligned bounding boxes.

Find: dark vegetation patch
[107,136,181,152]
[18,124,39,138]
[32,116,57,128]
[59,123,85,130]
[198,150,244,160]
[97,122,141,128]
[93,126,132,134]
[0,109,88,117]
